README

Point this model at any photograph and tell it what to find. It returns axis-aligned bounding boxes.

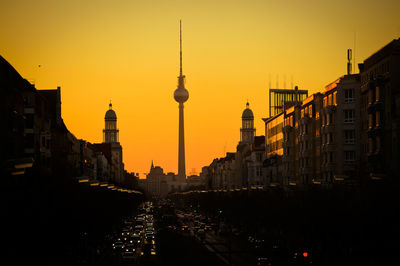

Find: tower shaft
[178,102,186,179]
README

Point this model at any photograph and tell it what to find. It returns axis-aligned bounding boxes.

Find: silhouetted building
[245,136,266,186]
[240,102,256,144]
[320,74,360,185]
[103,103,124,185]
[359,38,400,183]
[139,161,187,197]
[263,112,284,187]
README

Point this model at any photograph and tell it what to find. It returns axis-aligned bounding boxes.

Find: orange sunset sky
[1,0,399,177]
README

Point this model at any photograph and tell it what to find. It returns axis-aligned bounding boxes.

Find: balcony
[24,107,35,114]
[282,126,293,133]
[374,100,384,111]
[323,105,336,113]
[367,126,383,137]
[300,134,309,142]
[321,124,335,134]
[322,143,336,152]
[367,102,375,114]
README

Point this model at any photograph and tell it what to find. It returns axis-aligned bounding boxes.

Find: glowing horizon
[1,0,399,178]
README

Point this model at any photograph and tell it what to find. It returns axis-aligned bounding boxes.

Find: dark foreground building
[359,38,400,184]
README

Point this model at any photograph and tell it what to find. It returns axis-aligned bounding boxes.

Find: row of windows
[242,120,254,129]
[105,122,117,130]
[266,139,283,153]
[368,136,381,153]
[360,61,390,85]
[267,122,283,137]
[284,115,294,127]
[368,86,382,104]
[368,111,382,129]
[323,91,337,107]
[301,105,313,118]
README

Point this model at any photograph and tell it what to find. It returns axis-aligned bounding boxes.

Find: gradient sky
[1,0,399,177]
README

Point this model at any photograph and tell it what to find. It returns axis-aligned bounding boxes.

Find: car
[122,251,135,261]
[130,234,141,244]
[181,225,189,232]
[256,257,272,266]
[124,243,136,252]
[204,225,213,231]
[112,241,123,252]
[150,248,157,255]
[290,250,312,265]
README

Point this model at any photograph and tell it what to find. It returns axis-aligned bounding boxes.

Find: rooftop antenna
[268,73,271,89]
[276,74,279,89]
[347,49,352,75]
[291,75,293,89]
[353,31,356,74]
[284,74,287,89]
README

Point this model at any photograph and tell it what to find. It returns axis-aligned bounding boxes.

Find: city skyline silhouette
[1,0,399,177]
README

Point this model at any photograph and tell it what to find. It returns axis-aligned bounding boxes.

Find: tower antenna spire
[180,19,183,76]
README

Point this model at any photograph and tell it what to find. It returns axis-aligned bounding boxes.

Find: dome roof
[105,103,117,119]
[242,102,254,119]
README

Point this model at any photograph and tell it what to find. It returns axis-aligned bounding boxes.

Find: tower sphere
[174,87,189,103]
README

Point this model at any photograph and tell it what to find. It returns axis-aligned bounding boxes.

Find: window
[368,138,373,153]
[376,136,381,152]
[368,89,373,105]
[329,113,334,124]
[344,110,355,123]
[328,133,333,144]
[345,151,355,162]
[333,91,337,105]
[329,152,333,162]
[376,86,380,102]
[344,89,355,103]
[368,114,374,129]
[344,130,355,144]
[256,167,261,177]
[376,111,380,127]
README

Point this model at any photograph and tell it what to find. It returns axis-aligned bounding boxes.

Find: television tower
[174,20,189,180]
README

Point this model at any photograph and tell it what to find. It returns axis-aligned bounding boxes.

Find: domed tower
[103,102,119,143]
[174,20,189,181]
[240,102,255,144]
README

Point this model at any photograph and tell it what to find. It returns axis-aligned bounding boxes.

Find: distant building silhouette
[240,102,256,144]
[103,102,124,185]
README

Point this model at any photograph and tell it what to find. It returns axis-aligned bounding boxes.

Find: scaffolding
[269,87,308,117]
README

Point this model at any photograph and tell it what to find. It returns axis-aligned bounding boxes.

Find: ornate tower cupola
[103,102,119,143]
[240,101,255,144]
